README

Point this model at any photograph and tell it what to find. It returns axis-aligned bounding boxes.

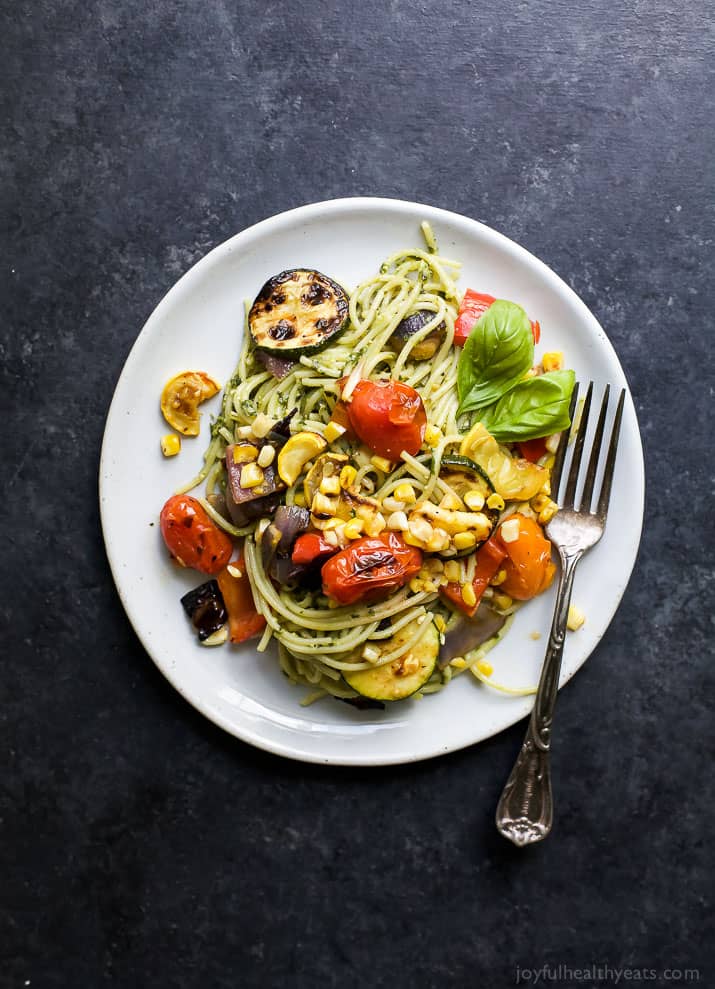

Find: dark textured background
[2,2,713,987]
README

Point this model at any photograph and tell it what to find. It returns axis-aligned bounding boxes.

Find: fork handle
[495,549,582,846]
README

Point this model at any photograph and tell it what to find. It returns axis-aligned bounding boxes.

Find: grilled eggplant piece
[181,580,227,641]
[261,506,310,579]
[438,603,506,669]
[224,440,286,527]
[249,268,349,355]
[389,310,445,360]
[255,350,297,380]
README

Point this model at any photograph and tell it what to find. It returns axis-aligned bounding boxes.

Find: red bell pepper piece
[517,437,548,462]
[216,558,266,644]
[291,532,337,566]
[453,289,540,346]
[440,534,508,617]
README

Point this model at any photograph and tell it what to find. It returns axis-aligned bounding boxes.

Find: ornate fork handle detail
[495,549,582,846]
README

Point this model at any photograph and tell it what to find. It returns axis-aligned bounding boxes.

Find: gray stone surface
[2,2,713,987]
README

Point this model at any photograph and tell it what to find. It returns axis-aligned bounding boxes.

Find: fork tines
[551,382,626,518]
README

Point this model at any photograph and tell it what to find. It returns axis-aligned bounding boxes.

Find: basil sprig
[457,300,534,415]
[478,370,576,442]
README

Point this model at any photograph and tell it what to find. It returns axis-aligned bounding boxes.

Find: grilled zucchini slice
[249,268,349,355]
[343,618,439,701]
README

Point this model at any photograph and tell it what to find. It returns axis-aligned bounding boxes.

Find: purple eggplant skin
[181,580,227,641]
[256,350,297,380]
[263,506,311,582]
[225,484,282,528]
[390,310,446,360]
[438,603,506,669]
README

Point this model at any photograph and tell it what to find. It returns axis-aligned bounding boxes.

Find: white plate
[100,198,644,766]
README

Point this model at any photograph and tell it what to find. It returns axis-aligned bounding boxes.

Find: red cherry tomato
[498,514,556,601]
[454,289,540,346]
[160,494,233,574]
[292,532,337,566]
[346,379,426,460]
[321,532,423,606]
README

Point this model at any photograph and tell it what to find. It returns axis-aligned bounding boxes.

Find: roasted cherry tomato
[441,533,508,617]
[160,494,233,574]
[454,290,540,347]
[216,559,266,643]
[498,514,555,600]
[346,379,426,460]
[321,532,423,606]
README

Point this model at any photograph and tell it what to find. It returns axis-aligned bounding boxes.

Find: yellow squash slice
[276,431,328,486]
[160,371,220,436]
[459,422,547,501]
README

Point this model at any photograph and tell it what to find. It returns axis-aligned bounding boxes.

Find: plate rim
[99,196,645,766]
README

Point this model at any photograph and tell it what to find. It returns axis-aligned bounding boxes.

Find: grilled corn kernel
[425,557,444,574]
[370,455,393,473]
[444,561,461,583]
[409,577,425,593]
[486,492,505,511]
[424,424,442,447]
[434,615,446,633]
[463,490,485,511]
[293,490,306,508]
[364,512,386,537]
[312,492,339,516]
[362,644,381,663]
[343,518,364,540]
[251,413,276,438]
[401,653,420,676]
[200,626,229,647]
[540,478,552,496]
[324,420,347,443]
[387,510,409,532]
[450,657,467,669]
[394,483,417,504]
[426,527,451,553]
[319,475,341,496]
[491,569,507,586]
[567,604,585,631]
[403,531,425,548]
[538,501,559,525]
[453,531,477,551]
[233,444,259,464]
[339,465,357,489]
[240,462,265,488]
[461,583,477,608]
[500,517,521,543]
[355,504,376,521]
[542,351,564,372]
[439,492,463,511]
[322,517,343,530]
[257,444,275,468]
[236,425,254,439]
[476,659,493,676]
[531,493,550,512]
[160,433,181,457]
[226,564,243,579]
[409,517,433,543]
[493,592,513,611]
[323,529,339,547]
[382,496,406,513]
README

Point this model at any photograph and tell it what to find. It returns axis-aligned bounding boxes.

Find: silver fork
[495,382,626,847]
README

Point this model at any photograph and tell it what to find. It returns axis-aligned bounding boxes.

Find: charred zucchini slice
[343,618,439,701]
[249,268,349,355]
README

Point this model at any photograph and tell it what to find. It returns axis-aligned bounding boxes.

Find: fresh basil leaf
[457,300,534,414]
[478,370,576,441]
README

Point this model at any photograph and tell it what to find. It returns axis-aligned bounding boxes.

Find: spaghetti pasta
[165,223,569,705]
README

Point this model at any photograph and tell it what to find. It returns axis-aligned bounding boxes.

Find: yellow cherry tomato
[160,371,220,436]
